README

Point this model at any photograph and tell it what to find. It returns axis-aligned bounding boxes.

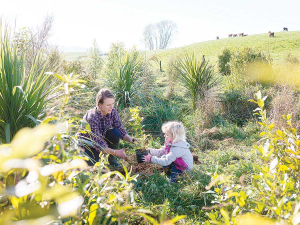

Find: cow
[268,31,274,37]
[216,36,219,40]
[238,33,244,37]
[228,34,233,37]
[233,34,238,37]
[244,34,248,36]
[283,27,288,31]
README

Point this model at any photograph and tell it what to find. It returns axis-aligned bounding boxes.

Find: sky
[1,0,300,53]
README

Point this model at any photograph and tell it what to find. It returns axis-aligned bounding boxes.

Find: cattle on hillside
[238,33,244,37]
[283,27,288,31]
[228,34,233,37]
[268,31,275,37]
[216,36,219,40]
[233,34,238,37]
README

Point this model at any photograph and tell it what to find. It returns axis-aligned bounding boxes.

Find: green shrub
[219,123,247,140]
[218,48,232,76]
[140,96,182,135]
[223,47,272,90]
[84,39,103,81]
[219,89,256,127]
[204,90,300,225]
[230,47,272,76]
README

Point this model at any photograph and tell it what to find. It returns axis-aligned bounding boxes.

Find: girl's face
[164,131,173,143]
[98,98,115,116]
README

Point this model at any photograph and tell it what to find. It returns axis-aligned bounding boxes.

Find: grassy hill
[61,52,89,61]
[148,30,300,68]
[63,31,300,66]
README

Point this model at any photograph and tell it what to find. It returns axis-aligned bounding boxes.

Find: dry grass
[270,86,300,128]
[194,91,221,130]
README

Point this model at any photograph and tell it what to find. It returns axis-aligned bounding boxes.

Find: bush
[219,88,256,127]
[219,123,247,140]
[218,48,232,76]
[85,39,104,81]
[230,47,272,76]
[140,96,182,135]
[194,92,222,129]
[204,91,300,225]
[270,86,300,129]
[224,47,272,90]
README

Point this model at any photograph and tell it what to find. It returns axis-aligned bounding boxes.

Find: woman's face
[98,98,115,116]
[164,131,173,143]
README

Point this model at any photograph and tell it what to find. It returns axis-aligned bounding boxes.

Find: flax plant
[0,24,57,143]
[174,53,219,111]
[106,45,156,110]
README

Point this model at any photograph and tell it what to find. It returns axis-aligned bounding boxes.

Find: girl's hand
[142,153,152,163]
[115,149,127,160]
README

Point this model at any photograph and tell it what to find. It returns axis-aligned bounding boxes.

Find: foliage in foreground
[0,28,57,143]
[0,72,185,224]
[204,91,300,225]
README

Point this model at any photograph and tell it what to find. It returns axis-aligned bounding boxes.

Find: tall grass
[140,96,181,134]
[0,25,57,143]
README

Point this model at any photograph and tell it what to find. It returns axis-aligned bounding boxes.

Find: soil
[193,155,201,165]
[124,154,163,175]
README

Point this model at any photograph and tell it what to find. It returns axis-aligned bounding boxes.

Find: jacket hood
[169,140,190,149]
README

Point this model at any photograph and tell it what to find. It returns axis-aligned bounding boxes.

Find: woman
[79,88,137,167]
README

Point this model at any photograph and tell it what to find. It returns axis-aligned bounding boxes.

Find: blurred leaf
[88,203,98,225]
[10,124,57,159]
[236,213,279,225]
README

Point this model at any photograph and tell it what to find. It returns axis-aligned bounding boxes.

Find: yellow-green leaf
[88,203,98,225]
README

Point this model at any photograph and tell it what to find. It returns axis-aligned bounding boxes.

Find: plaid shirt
[80,108,127,151]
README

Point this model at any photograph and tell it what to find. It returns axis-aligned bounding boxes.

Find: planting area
[1,28,300,225]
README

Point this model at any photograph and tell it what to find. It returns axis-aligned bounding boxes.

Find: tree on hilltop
[143,20,177,50]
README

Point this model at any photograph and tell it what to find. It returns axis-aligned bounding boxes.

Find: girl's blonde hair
[162,121,186,143]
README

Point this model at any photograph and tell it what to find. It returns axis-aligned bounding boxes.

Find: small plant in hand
[128,107,159,162]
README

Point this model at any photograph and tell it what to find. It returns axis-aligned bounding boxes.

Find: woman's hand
[123,134,138,145]
[131,137,138,144]
[142,153,152,163]
[114,149,127,160]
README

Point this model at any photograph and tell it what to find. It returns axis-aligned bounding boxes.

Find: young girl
[142,121,193,182]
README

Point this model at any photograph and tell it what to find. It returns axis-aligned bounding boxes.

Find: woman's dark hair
[96,88,114,106]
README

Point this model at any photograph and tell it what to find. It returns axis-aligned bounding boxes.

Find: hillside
[63,31,300,66]
[148,30,300,68]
